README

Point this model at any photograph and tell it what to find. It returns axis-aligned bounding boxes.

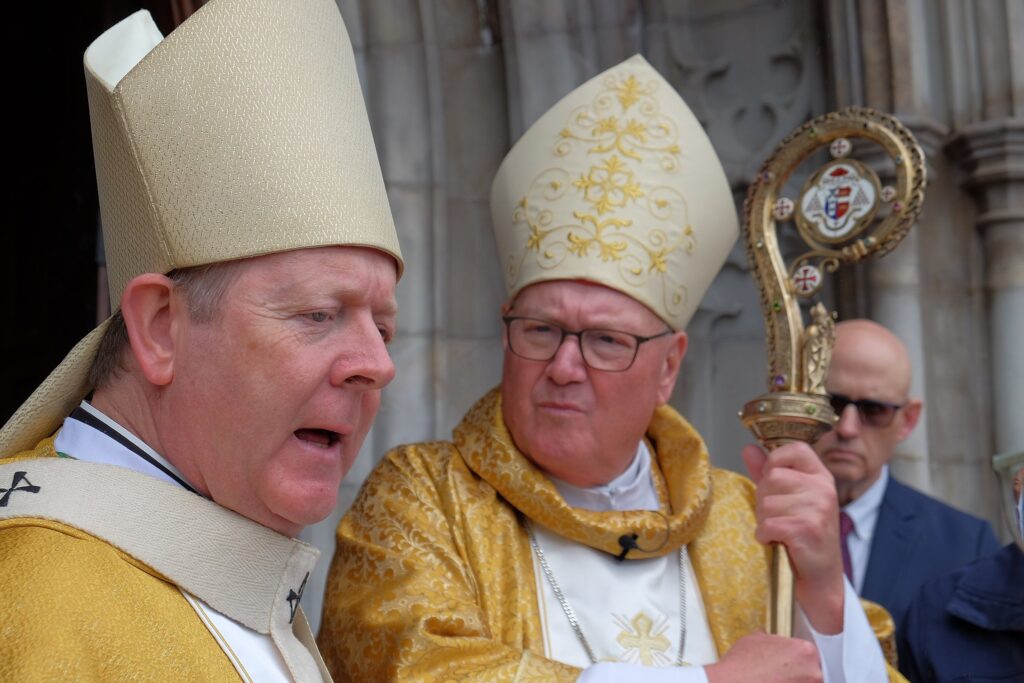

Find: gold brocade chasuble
[0,439,329,682]
[457,391,773,648]
[318,389,770,682]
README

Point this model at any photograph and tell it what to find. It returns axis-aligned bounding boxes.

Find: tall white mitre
[490,54,738,330]
[0,0,402,455]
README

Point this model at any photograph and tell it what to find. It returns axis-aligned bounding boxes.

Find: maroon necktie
[839,511,855,583]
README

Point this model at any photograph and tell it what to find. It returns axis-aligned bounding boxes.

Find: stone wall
[299,0,1022,631]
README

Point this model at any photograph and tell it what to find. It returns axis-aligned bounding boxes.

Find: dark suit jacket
[861,477,1000,634]
[897,544,1024,683]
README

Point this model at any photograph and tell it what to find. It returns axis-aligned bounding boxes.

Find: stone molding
[948,118,1024,192]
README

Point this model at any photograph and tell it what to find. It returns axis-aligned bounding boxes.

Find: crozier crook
[739,107,927,636]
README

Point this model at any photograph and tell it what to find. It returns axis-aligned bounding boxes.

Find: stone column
[950,119,1024,454]
[822,0,1009,523]
[866,119,948,491]
[945,0,1024,516]
[824,0,951,492]
[429,0,511,432]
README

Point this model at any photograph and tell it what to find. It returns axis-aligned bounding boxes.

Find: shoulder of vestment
[0,518,239,681]
[708,465,756,502]
[353,439,504,526]
[383,439,467,481]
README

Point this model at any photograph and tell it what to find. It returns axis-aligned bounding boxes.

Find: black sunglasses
[829,393,906,428]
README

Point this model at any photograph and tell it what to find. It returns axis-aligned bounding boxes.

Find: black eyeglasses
[502,316,672,372]
[829,392,907,428]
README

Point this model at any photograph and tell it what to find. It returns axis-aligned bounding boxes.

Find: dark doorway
[3,2,201,424]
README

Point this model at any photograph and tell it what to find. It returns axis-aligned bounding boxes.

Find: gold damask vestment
[1,437,329,682]
[0,440,241,681]
[319,389,899,681]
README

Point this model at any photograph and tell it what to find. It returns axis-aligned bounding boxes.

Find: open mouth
[294,428,341,448]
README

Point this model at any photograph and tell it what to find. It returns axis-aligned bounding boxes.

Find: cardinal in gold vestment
[320,390,764,680]
[319,53,902,682]
[318,390,899,681]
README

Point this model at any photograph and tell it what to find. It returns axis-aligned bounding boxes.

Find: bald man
[813,320,999,637]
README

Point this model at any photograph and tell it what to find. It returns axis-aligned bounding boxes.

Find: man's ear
[119,273,182,387]
[655,331,688,405]
[897,398,923,441]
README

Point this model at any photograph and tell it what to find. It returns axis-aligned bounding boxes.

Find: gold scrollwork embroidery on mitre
[555,73,682,172]
[492,54,738,330]
[505,67,697,324]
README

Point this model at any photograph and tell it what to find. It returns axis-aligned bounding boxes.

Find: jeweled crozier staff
[740,107,927,636]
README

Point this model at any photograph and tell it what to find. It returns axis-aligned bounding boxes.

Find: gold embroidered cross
[615,612,670,666]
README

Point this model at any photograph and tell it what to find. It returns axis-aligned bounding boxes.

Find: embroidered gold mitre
[490,55,738,330]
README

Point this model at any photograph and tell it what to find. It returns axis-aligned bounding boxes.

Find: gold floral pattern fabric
[0,440,240,682]
[319,389,765,680]
[318,388,907,681]
[862,599,901,672]
[456,390,717,560]
[318,431,573,681]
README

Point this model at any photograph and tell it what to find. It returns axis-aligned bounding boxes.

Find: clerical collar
[55,401,200,495]
[550,441,659,512]
[841,465,889,542]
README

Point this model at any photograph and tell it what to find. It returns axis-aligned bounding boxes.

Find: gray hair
[88,261,244,390]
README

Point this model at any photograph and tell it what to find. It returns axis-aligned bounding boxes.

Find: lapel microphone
[616,533,640,561]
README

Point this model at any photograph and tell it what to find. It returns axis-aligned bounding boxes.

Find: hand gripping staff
[739,107,926,636]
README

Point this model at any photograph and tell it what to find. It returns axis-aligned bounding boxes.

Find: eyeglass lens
[507,318,639,371]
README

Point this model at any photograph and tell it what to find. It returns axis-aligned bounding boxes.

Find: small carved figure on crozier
[740,107,926,636]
